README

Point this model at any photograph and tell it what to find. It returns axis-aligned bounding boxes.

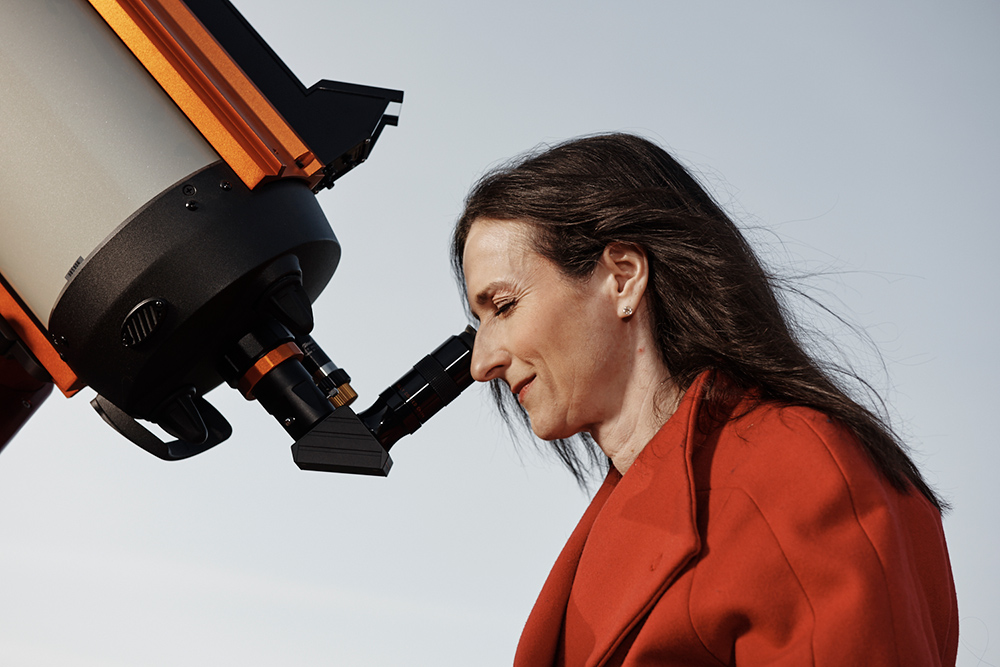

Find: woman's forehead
[466,217,533,247]
[462,220,544,298]
[463,220,534,271]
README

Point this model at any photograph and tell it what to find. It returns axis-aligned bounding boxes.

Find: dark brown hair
[452,133,944,511]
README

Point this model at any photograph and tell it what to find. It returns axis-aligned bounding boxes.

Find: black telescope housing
[61,0,477,473]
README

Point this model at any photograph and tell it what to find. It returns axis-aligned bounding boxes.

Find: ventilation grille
[121,299,167,347]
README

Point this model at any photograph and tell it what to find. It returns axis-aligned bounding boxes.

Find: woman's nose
[470,327,509,383]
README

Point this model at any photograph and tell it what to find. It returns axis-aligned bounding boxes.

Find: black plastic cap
[291,406,392,476]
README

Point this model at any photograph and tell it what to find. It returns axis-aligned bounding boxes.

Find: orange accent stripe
[0,276,83,397]
[238,342,303,399]
[150,0,323,181]
[85,0,322,189]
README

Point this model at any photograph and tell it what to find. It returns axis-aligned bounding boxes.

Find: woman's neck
[590,351,680,475]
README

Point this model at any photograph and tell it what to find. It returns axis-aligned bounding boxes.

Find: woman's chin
[529,418,576,442]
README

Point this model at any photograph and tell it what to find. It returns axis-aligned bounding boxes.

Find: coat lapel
[513,372,714,667]
[514,373,708,667]
[514,470,622,667]
[565,373,708,667]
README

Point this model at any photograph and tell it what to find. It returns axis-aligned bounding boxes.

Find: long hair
[452,133,944,511]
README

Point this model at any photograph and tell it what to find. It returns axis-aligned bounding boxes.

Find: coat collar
[515,371,715,667]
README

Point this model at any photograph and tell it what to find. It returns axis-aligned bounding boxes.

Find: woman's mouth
[515,377,535,404]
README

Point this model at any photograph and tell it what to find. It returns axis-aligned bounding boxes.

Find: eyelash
[495,299,517,318]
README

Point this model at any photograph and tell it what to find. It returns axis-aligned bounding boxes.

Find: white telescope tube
[0,0,219,326]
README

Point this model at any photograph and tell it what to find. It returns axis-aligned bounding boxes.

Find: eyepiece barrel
[220,320,336,440]
[358,326,475,450]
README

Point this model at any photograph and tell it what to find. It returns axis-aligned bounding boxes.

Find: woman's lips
[516,377,535,404]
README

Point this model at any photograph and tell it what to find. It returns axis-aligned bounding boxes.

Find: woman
[452,134,958,666]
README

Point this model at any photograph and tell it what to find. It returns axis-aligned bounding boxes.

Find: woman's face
[462,219,635,441]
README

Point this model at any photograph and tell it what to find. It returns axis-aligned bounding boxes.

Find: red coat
[515,373,958,666]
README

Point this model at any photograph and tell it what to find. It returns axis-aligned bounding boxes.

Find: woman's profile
[452,133,958,666]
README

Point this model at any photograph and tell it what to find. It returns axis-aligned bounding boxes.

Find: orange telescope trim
[0,276,82,396]
[238,342,304,399]
[85,0,323,189]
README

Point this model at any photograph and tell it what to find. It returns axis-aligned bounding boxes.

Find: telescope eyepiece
[359,326,475,450]
[220,323,476,475]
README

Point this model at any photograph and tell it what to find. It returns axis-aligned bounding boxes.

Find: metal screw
[185,200,198,211]
[52,335,68,359]
[219,180,232,191]
[283,417,296,427]
[182,184,197,196]
[22,400,31,409]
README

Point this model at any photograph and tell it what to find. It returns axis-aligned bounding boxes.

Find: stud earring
[622,305,633,317]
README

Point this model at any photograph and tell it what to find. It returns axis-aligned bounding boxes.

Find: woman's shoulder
[692,399,915,521]
[690,397,945,545]
[681,373,873,487]
[710,400,875,484]
[681,400,957,666]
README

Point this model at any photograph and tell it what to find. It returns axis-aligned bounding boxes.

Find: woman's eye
[495,299,517,317]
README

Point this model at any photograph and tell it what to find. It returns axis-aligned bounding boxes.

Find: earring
[621,305,633,317]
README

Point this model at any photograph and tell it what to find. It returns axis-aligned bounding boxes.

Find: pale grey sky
[1,1,997,665]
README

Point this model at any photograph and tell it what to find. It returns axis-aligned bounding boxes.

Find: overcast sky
[1,1,997,665]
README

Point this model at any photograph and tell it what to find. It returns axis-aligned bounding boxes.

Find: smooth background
[1,1,996,664]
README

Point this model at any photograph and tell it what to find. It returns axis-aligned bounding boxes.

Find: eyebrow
[470,280,517,316]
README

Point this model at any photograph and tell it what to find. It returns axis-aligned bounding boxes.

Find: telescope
[0,0,474,475]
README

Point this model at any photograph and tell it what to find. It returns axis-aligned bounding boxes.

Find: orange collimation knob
[329,382,358,408]
[238,342,303,399]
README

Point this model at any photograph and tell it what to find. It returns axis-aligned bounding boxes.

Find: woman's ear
[599,243,648,317]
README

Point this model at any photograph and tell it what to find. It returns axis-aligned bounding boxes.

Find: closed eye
[495,299,517,317]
